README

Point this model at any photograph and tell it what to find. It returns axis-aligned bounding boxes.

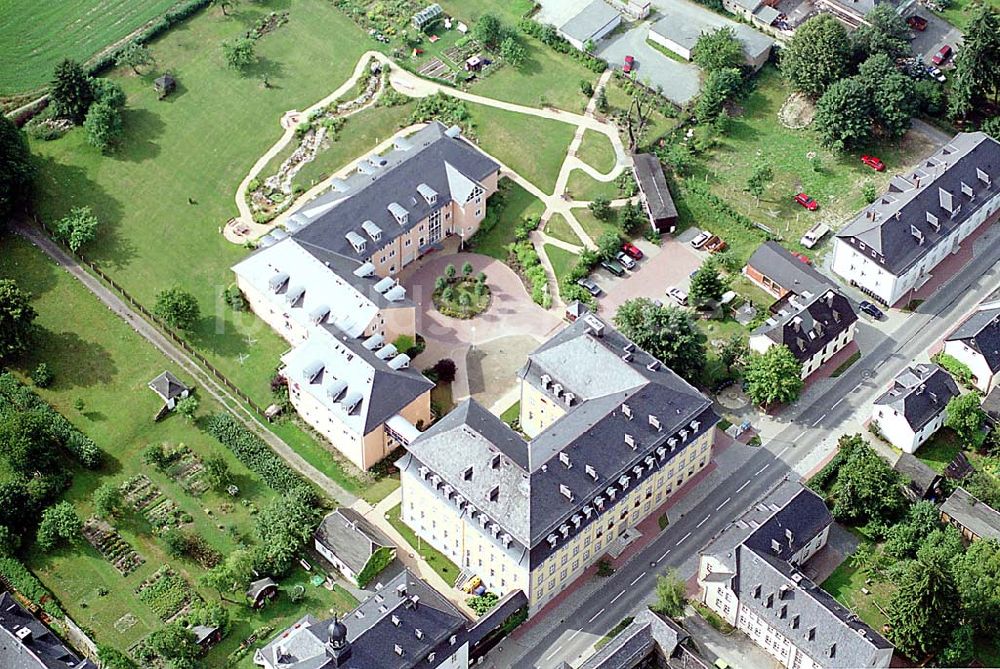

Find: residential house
[253,569,527,669]
[574,609,709,669]
[940,487,1000,542]
[314,508,396,584]
[148,371,190,410]
[648,8,774,71]
[281,324,432,470]
[943,301,1000,393]
[893,452,945,502]
[871,363,959,454]
[698,481,893,669]
[0,592,97,669]
[744,241,835,301]
[632,153,678,234]
[749,289,858,380]
[832,132,1000,307]
[398,314,719,613]
[535,0,621,51]
[722,0,782,31]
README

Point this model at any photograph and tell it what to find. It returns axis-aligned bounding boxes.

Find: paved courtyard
[399,249,565,403]
[596,235,703,316]
[594,22,702,106]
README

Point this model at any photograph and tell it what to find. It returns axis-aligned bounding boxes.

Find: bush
[432,359,457,384]
[204,413,314,498]
[518,19,607,72]
[356,546,394,588]
[467,592,500,615]
[932,352,974,388]
[0,557,63,617]
[31,363,53,388]
[224,285,246,311]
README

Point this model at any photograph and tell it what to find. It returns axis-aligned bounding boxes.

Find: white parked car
[690,231,711,249]
[666,286,688,306]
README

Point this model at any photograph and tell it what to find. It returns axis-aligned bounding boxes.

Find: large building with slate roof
[698,482,893,669]
[233,122,497,469]
[871,363,959,454]
[832,132,1000,306]
[0,591,96,669]
[575,609,709,669]
[944,300,1000,393]
[398,314,719,611]
[254,568,525,669]
[749,288,858,380]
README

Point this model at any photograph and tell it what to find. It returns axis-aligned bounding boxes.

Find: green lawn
[0,235,358,664]
[387,503,459,585]
[917,429,964,473]
[470,179,545,260]
[821,549,894,633]
[544,213,583,246]
[576,129,616,174]
[0,0,181,94]
[437,0,536,24]
[565,169,621,202]
[573,207,621,242]
[929,0,999,30]
[469,103,576,194]
[30,0,369,408]
[603,77,678,148]
[543,244,580,284]
[689,66,942,259]
[501,401,520,426]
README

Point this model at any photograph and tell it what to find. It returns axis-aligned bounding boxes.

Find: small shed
[632,153,677,234]
[191,624,221,653]
[148,371,190,410]
[465,55,483,72]
[247,577,278,608]
[154,74,176,99]
[893,452,944,502]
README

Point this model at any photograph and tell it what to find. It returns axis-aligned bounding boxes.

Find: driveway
[904,8,963,65]
[594,23,701,106]
[399,251,565,402]
[597,236,703,316]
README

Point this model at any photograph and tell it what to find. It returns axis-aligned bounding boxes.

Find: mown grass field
[576,129,616,174]
[0,0,180,94]
[565,168,620,202]
[0,235,357,665]
[544,213,583,246]
[470,180,545,260]
[543,244,579,285]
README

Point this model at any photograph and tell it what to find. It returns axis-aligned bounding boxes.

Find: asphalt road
[502,234,1000,669]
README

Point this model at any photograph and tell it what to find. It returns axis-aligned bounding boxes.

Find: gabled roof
[650,8,774,59]
[893,452,942,500]
[752,289,857,364]
[946,304,1000,373]
[281,325,432,436]
[873,363,959,431]
[557,0,620,42]
[0,592,96,669]
[578,609,694,669]
[942,487,1000,540]
[290,122,499,261]
[746,241,835,297]
[632,153,677,222]
[837,132,1000,276]
[148,371,189,402]
[315,508,394,574]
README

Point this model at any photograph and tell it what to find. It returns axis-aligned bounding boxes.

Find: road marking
[811,413,827,427]
[568,630,581,642]
[696,515,711,528]
[545,645,563,661]
[831,397,845,411]
[852,382,862,392]
[676,532,692,546]
[588,608,605,623]
[754,464,770,476]
[658,549,671,562]
[775,446,789,459]
[629,572,646,586]
[736,480,751,493]
[610,590,626,604]
[716,497,731,511]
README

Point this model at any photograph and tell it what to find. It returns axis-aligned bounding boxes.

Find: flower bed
[432,277,491,319]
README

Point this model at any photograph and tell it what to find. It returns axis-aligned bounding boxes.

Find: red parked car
[621,241,644,260]
[906,15,928,31]
[705,237,728,253]
[794,193,819,211]
[932,44,952,66]
[861,155,885,171]
[623,55,635,73]
[792,252,812,265]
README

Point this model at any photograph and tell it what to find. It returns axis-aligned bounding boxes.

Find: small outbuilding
[148,371,190,409]
[941,487,1000,543]
[191,624,221,653]
[314,508,396,587]
[154,74,177,99]
[893,452,944,502]
[632,153,677,234]
[565,300,590,322]
[412,3,443,31]
[247,577,279,608]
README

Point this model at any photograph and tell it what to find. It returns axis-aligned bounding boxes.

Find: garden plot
[165,447,210,497]
[82,518,144,576]
[120,475,191,530]
[419,58,453,79]
[135,566,199,622]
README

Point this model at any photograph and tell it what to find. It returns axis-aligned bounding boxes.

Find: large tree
[200,548,256,601]
[471,13,511,49]
[49,59,94,124]
[0,279,37,361]
[813,76,874,151]
[35,501,82,551]
[689,264,725,308]
[852,4,911,60]
[780,15,851,98]
[743,345,803,406]
[222,37,256,71]
[952,538,1000,634]
[651,569,688,618]
[694,67,741,123]
[54,206,100,252]
[887,552,963,659]
[84,101,123,153]
[613,299,706,382]
[948,5,1000,119]
[860,54,918,140]
[831,440,905,525]
[115,41,154,74]
[0,116,35,226]
[694,28,743,72]
[154,287,200,330]
[946,392,986,446]
[253,492,318,574]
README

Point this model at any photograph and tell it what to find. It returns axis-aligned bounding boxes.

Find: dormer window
[491,453,501,469]
[489,486,499,502]
[345,231,367,254]
[463,466,473,481]
[417,183,438,205]
[388,202,409,225]
[362,220,382,242]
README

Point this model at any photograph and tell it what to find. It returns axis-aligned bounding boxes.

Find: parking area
[904,8,963,64]
[593,22,702,106]
[592,233,704,315]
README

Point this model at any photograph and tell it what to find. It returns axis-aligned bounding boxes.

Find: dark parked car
[601,259,626,277]
[577,277,602,296]
[859,300,885,320]
[907,15,928,30]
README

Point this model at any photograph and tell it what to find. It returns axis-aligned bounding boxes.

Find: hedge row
[0,372,103,468]
[517,19,607,74]
[86,0,213,75]
[203,412,312,496]
[355,546,394,588]
[0,557,64,618]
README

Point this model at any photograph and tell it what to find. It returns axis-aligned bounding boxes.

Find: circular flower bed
[433,276,491,319]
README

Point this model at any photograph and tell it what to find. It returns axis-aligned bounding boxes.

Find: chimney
[397,583,408,598]
[785,528,794,545]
